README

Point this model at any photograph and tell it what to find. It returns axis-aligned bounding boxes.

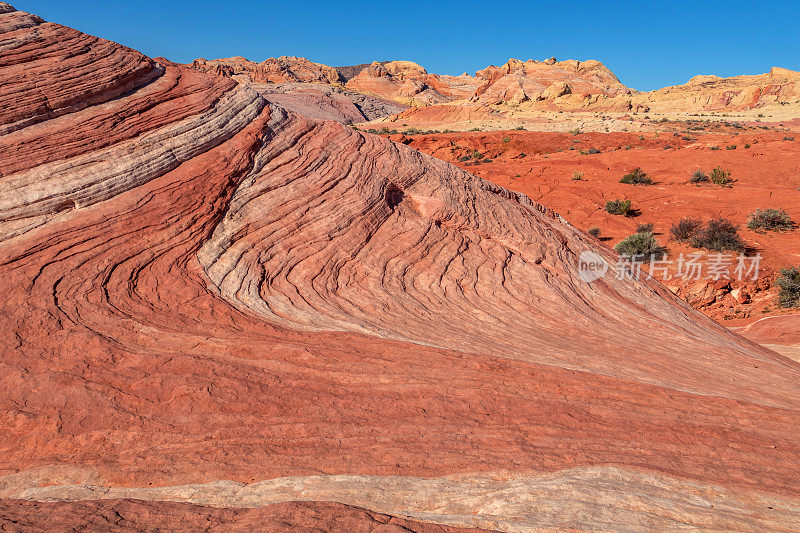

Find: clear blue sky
[13,0,800,91]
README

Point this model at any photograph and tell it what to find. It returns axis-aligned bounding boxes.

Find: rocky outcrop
[635,66,800,112]
[1,4,799,532]
[345,60,460,105]
[191,55,344,84]
[472,57,628,107]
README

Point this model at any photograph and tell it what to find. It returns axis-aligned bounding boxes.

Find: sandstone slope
[1,4,800,532]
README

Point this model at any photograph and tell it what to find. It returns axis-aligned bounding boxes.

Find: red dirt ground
[400,129,800,328]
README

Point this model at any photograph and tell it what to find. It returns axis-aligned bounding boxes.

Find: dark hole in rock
[54,200,77,213]
[385,183,404,210]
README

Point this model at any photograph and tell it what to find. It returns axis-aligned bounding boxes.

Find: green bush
[690,170,709,184]
[502,136,511,143]
[670,217,702,242]
[746,208,794,232]
[619,168,652,185]
[777,267,800,308]
[572,170,584,181]
[587,226,601,238]
[614,231,666,258]
[691,218,745,251]
[709,167,733,186]
[605,199,632,216]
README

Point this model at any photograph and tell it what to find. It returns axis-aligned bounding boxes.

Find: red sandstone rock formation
[345,60,469,105]
[1,4,800,531]
[0,499,485,532]
[472,57,630,106]
[191,55,344,84]
[638,66,800,113]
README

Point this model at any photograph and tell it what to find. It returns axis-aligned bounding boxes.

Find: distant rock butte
[639,66,800,112]
[189,51,800,119]
[1,4,800,532]
[191,55,344,84]
[471,57,629,106]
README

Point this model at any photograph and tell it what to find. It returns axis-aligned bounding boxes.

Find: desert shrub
[690,170,709,184]
[636,222,655,233]
[744,143,751,148]
[777,267,800,308]
[709,146,720,150]
[605,199,632,216]
[670,217,702,242]
[709,167,733,186]
[783,136,795,141]
[726,145,737,150]
[570,128,582,135]
[619,168,652,185]
[587,227,601,238]
[502,136,511,143]
[571,170,584,181]
[691,218,745,251]
[614,231,666,258]
[513,125,526,130]
[746,208,795,232]
[469,127,482,132]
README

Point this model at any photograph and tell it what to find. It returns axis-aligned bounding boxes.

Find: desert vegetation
[670,217,745,251]
[709,167,733,186]
[637,222,655,233]
[605,199,632,215]
[777,267,800,307]
[690,170,709,184]
[746,208,794,232]
[619,167,652,185]
[615,230,666,258]
[670,217,703,241]
[691,218,746,252]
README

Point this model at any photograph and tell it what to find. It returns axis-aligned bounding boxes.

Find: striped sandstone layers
[1,4,799,531]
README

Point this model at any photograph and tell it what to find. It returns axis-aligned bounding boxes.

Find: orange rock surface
[191,55,344,84]
[1,4,800,531]
[0,499,484,532]
[640,66,800,113]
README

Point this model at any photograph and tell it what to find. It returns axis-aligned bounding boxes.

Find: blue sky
[14,0,800,91]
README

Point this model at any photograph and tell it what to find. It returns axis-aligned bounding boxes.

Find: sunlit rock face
[1,4,799,531]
